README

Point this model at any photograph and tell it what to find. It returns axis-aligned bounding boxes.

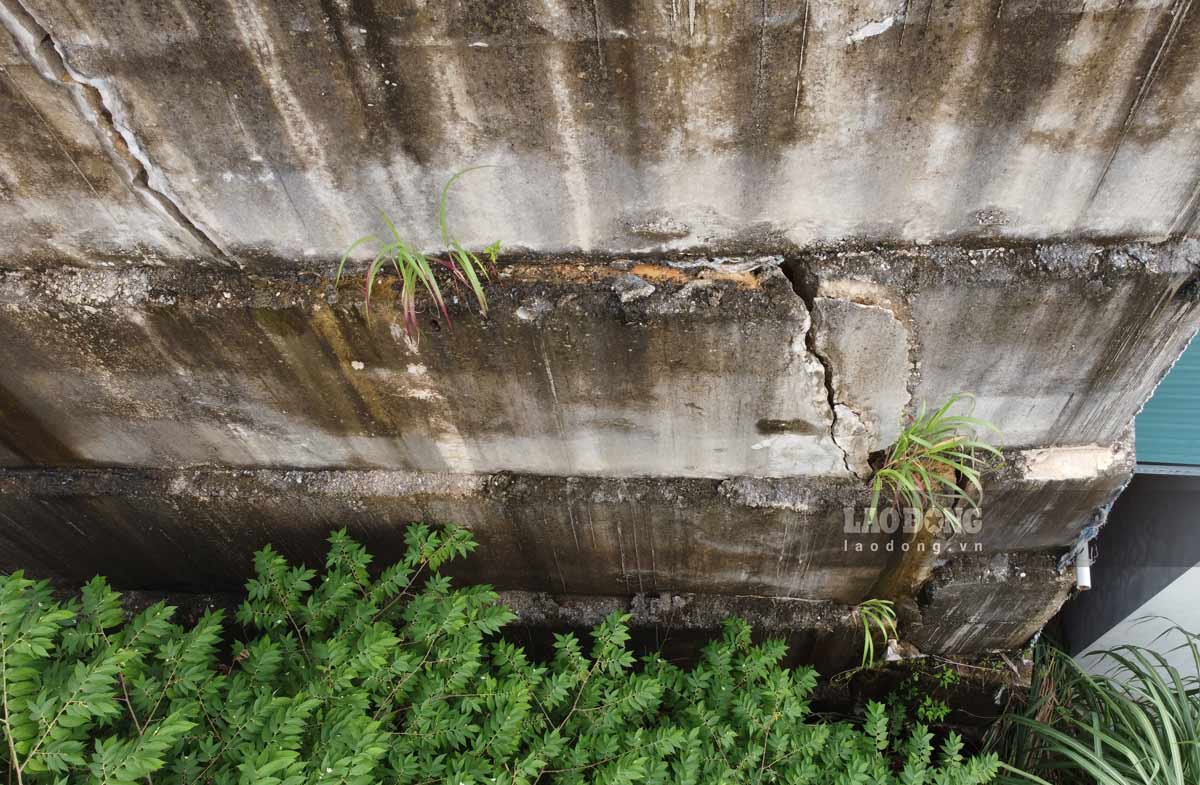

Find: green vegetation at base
[0,525,1001,785]
[854,598,899,670]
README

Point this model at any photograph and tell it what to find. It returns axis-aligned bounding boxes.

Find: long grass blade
[337,235,378,287]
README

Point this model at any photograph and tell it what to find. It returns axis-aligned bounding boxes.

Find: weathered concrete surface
[909,551,1075,655]
[810,295,910,469]
[0,467,886,600]
[0,260,853,477]
[0,243,1189,659]
[3,0,1199,663]
[0,244,1196,476]
[3,0,1200,268]
[0,7,208,266]
[976,440,1134,551]
[0,457,1112,654]
[799,241,1200,448]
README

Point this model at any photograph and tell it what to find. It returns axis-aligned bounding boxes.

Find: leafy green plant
[855,598,899,669]
[886,668,958,735]
[336,168,501,347]
[0,525,1004,785]
[917,695,952,725]
[935,665,962,690]
[869,393,1003,532]
[988,624,1200,785]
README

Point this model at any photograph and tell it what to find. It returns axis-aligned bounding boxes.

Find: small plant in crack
[855,598,898,669]
[868,393,1003,533]
[335,167,501,348]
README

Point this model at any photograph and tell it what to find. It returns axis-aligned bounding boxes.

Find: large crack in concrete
[0,0,232,264]
[810,316,865,479]
[782,262,865,479]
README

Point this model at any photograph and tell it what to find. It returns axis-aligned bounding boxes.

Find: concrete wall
[0,248,1181,658]
[4,0,1200,265]
[3,0,1200,663]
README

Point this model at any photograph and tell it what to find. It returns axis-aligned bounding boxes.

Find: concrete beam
[0,467,882,600]
[910,551,1075,655]
[0,461,1102,656]
[0,259,855,477]
[1,243,1195,475]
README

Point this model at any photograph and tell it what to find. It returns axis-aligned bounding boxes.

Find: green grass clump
[869,393,1003,533]
[855,598,899,669]
[336,168,501,347]
[988,624,1200,785]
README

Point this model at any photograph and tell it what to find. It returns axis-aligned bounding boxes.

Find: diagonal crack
[0,0,233,264]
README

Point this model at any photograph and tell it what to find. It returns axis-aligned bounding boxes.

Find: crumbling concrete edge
[3,239,1196,304]
[1057,249,1200,574]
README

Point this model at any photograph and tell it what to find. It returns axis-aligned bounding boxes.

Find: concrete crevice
[808,310,860,478]
[782,262,866,480]
[0,0,232,264]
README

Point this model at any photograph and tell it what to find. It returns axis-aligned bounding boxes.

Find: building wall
[3,0,1200,663]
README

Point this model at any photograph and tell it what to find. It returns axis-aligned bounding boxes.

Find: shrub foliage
[0,525,1000,785]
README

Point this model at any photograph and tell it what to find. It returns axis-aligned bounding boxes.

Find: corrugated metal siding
[1136,337,1200,466]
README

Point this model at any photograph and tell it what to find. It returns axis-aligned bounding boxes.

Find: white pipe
[1074,541,1092,591]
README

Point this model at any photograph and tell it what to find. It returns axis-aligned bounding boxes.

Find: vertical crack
[782,261,865,479]
[0,0,234,264]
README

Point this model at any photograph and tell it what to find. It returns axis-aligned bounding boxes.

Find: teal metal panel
[1137,337,1200,466]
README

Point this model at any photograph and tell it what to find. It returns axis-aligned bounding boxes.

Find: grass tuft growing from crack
[868,393,1002,534]
[335,167,501,348]
[855,598,898,670]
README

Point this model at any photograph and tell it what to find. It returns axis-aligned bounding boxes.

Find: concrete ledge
[0,463,1102,639]
[1,243,1196,475]
[0,467,882,601]
[0,260,853,477]
[1,460,1074,657]
[976,442,1133,550]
